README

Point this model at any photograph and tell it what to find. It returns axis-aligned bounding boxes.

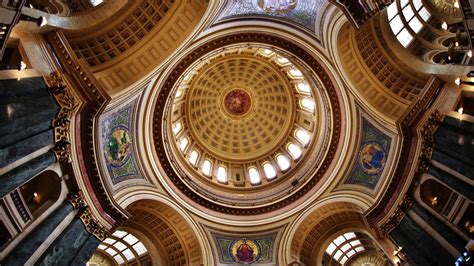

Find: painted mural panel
[101,102,142,184]
[221,0,324,33]
[211,232,278,265]
[344,118,391,189]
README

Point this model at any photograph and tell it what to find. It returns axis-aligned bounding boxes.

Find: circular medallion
[223,89,252,116]
[105,126,132,167]
[359,142,386,175]
[230,239,261,264]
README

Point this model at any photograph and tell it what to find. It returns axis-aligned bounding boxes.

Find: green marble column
[36,218,100,266]
[390,214,455,265]
[0,151,56,197]
[411,202,466,250]
[0,77,59,167]
[1,201,74,266]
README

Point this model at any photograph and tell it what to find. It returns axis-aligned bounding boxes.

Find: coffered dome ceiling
[152,33,343,215]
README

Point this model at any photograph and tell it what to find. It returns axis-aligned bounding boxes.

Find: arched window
[289,68,303,78]
[276,154,290,171]
[188,150,199,166]
[90,0,104,6]
[248,167,261,185]
[20,171,62,219]
[173,122,182,135]
[179,137,188,152]
[97,230,148,265]
[287,143,302,160]
[217,166,227,183]
[387,0,431,47]
[201,159,212,177]
[300,98,314,112]
[295,129,310,146]
[263,162,277,180]
[325,232,365,264]
[296,82,311,94]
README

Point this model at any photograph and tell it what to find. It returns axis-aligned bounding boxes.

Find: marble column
[0,128,54,168]
[36,218,101,266]
[0,151,56,197]
[411,202,466,250]
[0,76,59,167]
[433,117,474,180]
[390,214,455,265]
[1,201,74,265]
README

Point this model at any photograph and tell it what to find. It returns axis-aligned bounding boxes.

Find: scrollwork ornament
[79,207,110,241]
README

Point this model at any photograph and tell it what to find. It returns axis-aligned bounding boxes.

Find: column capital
[78,207,110,241]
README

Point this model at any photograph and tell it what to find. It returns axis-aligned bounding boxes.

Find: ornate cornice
[45,71,78,163]
[152,33,342,215]
[45,30,127,226]
[379,110,443,234]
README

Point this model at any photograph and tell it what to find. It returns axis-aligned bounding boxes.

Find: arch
[19,170,61,219]
[118,198,205,265]
[288,201,367,265]
[419,178,453,215]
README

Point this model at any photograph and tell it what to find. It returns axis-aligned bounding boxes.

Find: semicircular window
[95,230,148,264]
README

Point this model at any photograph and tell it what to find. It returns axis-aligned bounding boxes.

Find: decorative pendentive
[221,0,322,33]
[345,118,391,189]
[101,103,142,184]
[45,71,78,163]
[211,232,278,264]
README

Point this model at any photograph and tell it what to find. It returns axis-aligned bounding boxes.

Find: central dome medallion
[223,88,252,116]
[153,35,340,215]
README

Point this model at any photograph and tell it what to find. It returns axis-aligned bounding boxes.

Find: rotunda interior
[0,0,473,265]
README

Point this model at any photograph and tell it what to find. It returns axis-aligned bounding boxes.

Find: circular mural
[257,0,297,14]
[223,88,252,116]
[105,126,132,167]
[358,142,386,175]
[230,239,261,264]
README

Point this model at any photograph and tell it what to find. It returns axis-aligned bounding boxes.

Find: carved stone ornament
[45,71,78,163]
[67,191,86,210]
[67,191,110,240]
[381,194,414,234]
[417,110,444,174]
[79,207,110,241]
